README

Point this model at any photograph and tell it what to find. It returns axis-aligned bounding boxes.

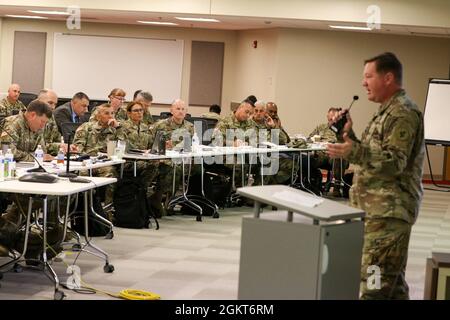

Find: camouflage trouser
[155,161,181,195]
[360,218,412,300]
[264,156,294,185]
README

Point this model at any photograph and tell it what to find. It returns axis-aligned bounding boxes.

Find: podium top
[237,185,365,222]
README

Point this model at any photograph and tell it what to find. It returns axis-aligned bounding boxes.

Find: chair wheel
[196,216,202,222]
[103,264,114,273]
[13,263,23,273]
[212,212,220,219]
[105,231,114,239]
[54,290,66,300]
[72,243,82,251]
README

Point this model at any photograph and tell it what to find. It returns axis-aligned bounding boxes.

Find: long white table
[0,176,117,300]
[123,145,316,221]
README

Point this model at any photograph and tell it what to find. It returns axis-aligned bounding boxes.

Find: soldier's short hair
[136,91,153,102]
[126,101,144,112]
[96,103,112,113]
[328,107,342,113]
[27,99,52,118]
[133,90,142,100]
[365,52,403,86]
[108,88,126,99]
[209,104,221,114]
[72,92,90,102]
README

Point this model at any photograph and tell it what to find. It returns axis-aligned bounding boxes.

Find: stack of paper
[273,190,324,208]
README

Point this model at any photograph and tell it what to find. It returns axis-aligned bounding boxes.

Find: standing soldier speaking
[327,52,425,299]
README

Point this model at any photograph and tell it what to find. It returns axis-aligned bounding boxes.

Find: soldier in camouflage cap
[73,103,125,205]
[309,107,349,197]
[121,101,158,191]
[150,99,194,217]
[327,52,425,300]
[0,83,26,116]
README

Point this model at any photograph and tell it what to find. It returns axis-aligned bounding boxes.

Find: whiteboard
[424,79,450,145]
[52,33,184,104]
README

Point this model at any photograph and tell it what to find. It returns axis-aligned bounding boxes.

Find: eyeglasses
[131,109,144,113]
[112,96,125,101]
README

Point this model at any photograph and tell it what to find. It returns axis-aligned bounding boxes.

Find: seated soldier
[201,104,222,121]
[73,103,125,206]
[90,88,127,122]
[309,107,349,197]
[0,83,26,117]
[213,101,257,188]
[0,100,63,261]
[135,91,154,126]
[252,101,293,185]
[121,101,159,191]
[150,99,194,217]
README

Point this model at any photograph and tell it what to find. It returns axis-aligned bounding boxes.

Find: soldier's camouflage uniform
[152,117,194,194]
[200,111,223,121]
[89,104,128,123]
[253,119,293,185]
[0,113,63,258]
[44,116,63,156]
[309,123,349,192]
[121,119,158,190]
[115,106,155,126]
[213,114,258,187]
[346,90,425,300]
[0,98,26,117]
[73,121,126,204]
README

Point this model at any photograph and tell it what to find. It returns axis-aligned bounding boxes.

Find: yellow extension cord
[16,201,160,300]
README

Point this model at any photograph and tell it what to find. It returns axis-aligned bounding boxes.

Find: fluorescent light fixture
[5,14,48,19]
[175,17,220,22]
[137,20,178,25]
[28,10,70,15]
[329,25,372,31]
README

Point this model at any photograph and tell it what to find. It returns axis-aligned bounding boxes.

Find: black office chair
[152,114,161,122]
[18,92,37,106]
[186,117,214,145]
[159,112,172,119]
[60,122,82,142]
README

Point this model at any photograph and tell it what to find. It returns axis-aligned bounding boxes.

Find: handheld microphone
[330,95,359,136]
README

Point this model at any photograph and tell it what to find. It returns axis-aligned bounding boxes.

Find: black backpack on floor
[113,177,159,229]
[70,193,110,237]
[187,167,232,210]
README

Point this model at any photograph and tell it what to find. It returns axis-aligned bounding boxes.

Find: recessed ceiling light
[28,10,70,15]
[137,20,178,26]
[329,25,372,31]
[5,15,48,19]
[175,17,220,22]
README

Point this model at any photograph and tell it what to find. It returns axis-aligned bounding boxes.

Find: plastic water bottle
[5,149,14,179]
[0,151,4,181]
[34,144,44,167]
[57,147,65,164]
[191,132,200,152]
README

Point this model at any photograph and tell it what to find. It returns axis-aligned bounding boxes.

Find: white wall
[233,28,450,175]
[0,18,238,116]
